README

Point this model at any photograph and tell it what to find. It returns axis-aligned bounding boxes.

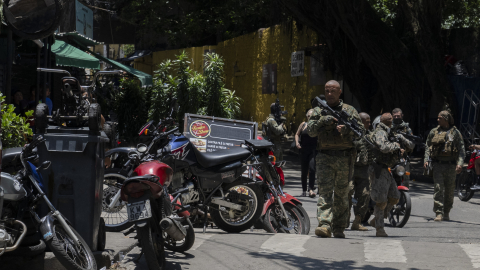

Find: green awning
[70,39,153,87]
[56,32,103,47]
[51,40,100,69]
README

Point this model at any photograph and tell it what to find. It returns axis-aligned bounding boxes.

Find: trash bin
[36,126,108,251]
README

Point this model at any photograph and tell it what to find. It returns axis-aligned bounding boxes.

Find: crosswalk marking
[260,234,311,257]
[459,244,480,268]
[191,233,215,251]
[364,240,407,263]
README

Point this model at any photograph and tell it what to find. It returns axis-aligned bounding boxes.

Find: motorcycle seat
[244,139,274,149]
[192,145,251,168]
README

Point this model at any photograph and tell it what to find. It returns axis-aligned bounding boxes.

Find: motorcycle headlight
[395,166,405,176]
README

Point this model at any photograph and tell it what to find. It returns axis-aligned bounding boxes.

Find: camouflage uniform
[424,126,465,216]
[265,114,285,161]
[392,121,414,188]
[307,100,364,234]
[348,130,374,221]
[370,123,414,230]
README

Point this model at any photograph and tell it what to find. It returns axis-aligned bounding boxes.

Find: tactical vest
[429,127,459,158]
[372,127,399,167]
[318,104,355,150]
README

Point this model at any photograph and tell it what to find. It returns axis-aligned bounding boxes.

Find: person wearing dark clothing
[295,109,317,197]
[12,90,27,116]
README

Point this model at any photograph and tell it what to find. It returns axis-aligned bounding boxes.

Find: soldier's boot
[434,214,443,221]
[375,228,388,237]
[315,226,332,238]
[369,217,376,228]
[351,215,368,231]
[333,229,345,238]
[443,212,450,221]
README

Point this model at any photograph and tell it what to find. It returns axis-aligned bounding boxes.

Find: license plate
[127,200,152,221]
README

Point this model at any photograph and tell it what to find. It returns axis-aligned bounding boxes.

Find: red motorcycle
[247,136,310,234]
[119,143,192,270]
[456,150,478,201]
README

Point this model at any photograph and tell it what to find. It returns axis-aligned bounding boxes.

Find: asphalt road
[117,149,480,270]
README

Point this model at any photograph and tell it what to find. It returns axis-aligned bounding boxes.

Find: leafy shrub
[1,93,33,148]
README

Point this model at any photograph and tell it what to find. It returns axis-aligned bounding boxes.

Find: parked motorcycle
[362,159,412,228]
[0,136,97,270]
[119,142,192,270]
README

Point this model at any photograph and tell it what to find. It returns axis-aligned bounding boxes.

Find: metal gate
[460,89,480,145]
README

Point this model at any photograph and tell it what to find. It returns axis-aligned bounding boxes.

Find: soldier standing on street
[392,108,414,188]
[369,113,414,237]
[423,111,465,222]
[307,80,364,238]
[348,112,374,231]
[264,103,286,161]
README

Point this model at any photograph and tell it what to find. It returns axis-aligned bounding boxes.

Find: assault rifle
[273,98,288,124]
[314,96,363,138]
[398,131,425,147]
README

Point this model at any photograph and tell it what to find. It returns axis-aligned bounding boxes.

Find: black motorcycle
[0,136,96,269]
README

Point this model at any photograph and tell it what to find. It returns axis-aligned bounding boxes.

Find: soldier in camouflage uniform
[307,80,364,238]
[369,113,414,237]
[424,110,465,222]
[264,103,286,161]
[392,108,414,188]
[348,112,374,231]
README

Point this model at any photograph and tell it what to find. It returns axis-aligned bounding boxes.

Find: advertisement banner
[183,114,258,152]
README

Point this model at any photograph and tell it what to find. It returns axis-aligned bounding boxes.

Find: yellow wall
[134,23,331,127]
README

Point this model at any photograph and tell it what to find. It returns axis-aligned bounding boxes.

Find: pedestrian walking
[424,110,465,222]
[295,109,317,198]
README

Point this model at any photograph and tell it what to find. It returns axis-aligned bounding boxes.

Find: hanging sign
[291,51,305,77]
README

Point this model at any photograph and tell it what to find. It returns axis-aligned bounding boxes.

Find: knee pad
[388,197,399,205]
[375,201,387,210]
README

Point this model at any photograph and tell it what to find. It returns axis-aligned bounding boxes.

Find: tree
[280,0,480,134]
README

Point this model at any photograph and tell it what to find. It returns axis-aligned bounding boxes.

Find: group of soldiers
[264,79,465,238]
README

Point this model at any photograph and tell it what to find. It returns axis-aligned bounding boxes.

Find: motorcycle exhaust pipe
[160,217,187,241]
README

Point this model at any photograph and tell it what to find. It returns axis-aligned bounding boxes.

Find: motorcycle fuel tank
[134,161,173,187]
[0,172,26,201]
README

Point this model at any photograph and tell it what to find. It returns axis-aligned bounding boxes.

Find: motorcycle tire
[137,221,166,270]
[88,103,101,135]
[294,204,311,235]
[210,178,265,233]
[3,239,46,257]
[457,170,475,202]
[164,218,195,252]
[103,169,132,232]
[262,204,305,234]
[45,221,97,270]
[35,103,49,134]
[389,191,411,228]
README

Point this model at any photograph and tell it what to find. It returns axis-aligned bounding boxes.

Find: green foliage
[122,44,135,57]
[1,93,33,148]
[204,53,224,117]
[221,89,243,119]
[112,79,147,143]
[148,59,177,123]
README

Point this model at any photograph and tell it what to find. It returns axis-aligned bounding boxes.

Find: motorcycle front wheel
[102,170,132,232]
[262,204,305,234]
[294,204,311,235]
[457,169,475,202]
[210,178,264,233]
[388,191,411,228]
[45,221,96,270]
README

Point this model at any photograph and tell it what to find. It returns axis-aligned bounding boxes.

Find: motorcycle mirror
[36,161,51,171]
[137,143,148,153]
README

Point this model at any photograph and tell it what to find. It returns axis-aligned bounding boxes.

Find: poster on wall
[262,64,277,94]
[75,0,93,39]
[310,53,325,86]
[291,51,305,77]
[184,114,258,152]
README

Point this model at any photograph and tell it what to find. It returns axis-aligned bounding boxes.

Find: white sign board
[291,51,305,77]
[76,0,93,39]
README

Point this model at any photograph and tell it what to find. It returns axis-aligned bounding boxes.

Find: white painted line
[190,233,215,251]
[459,244,480,268]
[364,240,407,263]
[260,234,311,257]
